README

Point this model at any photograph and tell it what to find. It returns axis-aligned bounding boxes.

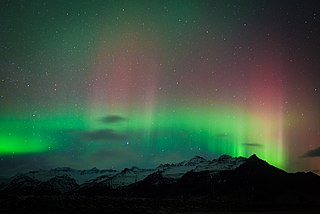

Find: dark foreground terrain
[0,195,319,214]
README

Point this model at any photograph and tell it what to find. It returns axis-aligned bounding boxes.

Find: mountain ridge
[1,154,319,199]
[1,154,320,213]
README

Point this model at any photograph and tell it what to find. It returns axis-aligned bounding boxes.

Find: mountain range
[1,154,320,213]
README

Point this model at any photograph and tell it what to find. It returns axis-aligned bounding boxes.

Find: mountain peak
[186,156,207,165]
[121,166,141,174]
[87,167,99,173]
[218,154,232,161]
[248,154,260,161]
[191,155,206,160]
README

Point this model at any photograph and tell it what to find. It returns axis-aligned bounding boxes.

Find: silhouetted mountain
[2,175,41,194]
[0,176,9,191]
[36,175,79,194]
[18,167,118,185]
[1,154,320,213]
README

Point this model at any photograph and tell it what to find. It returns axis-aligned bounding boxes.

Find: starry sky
[1,0,320,176]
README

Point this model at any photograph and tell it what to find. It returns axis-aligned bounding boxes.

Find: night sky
[1,0,320,176]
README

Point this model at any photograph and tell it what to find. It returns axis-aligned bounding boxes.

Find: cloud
[302,147,320,158]
[243,143,263,147]
[99,115,127,123]
[215,133,230,138]
[82,129,127,141]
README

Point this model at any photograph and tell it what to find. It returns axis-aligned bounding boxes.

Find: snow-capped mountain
[77,155,247,190]
[0,154,272,194]
[20,167,118,185]
[98,167,155,188]
[194,154,246,173]
[155,155,246,179]
[156,156,209,179]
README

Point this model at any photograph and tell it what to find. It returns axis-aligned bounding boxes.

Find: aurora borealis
[1,0,320,175]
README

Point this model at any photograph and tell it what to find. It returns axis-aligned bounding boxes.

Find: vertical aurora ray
[246,55,286,168]
[88,36,160,148]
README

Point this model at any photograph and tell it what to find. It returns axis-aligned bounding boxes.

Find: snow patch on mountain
[21,167,118,185]
[195,155,246,174]
[156,155,245,179]
[99,167,155,188]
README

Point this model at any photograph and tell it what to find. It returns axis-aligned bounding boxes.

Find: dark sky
[1,0,320,176]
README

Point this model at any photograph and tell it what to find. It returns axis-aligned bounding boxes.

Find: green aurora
[0,105,285,168]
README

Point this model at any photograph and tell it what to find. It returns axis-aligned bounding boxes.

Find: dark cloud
[243,143,263,147]
[82,129,127,141]
[99,115,127,123]
[301,147,320,158]
[215,133,230,138]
